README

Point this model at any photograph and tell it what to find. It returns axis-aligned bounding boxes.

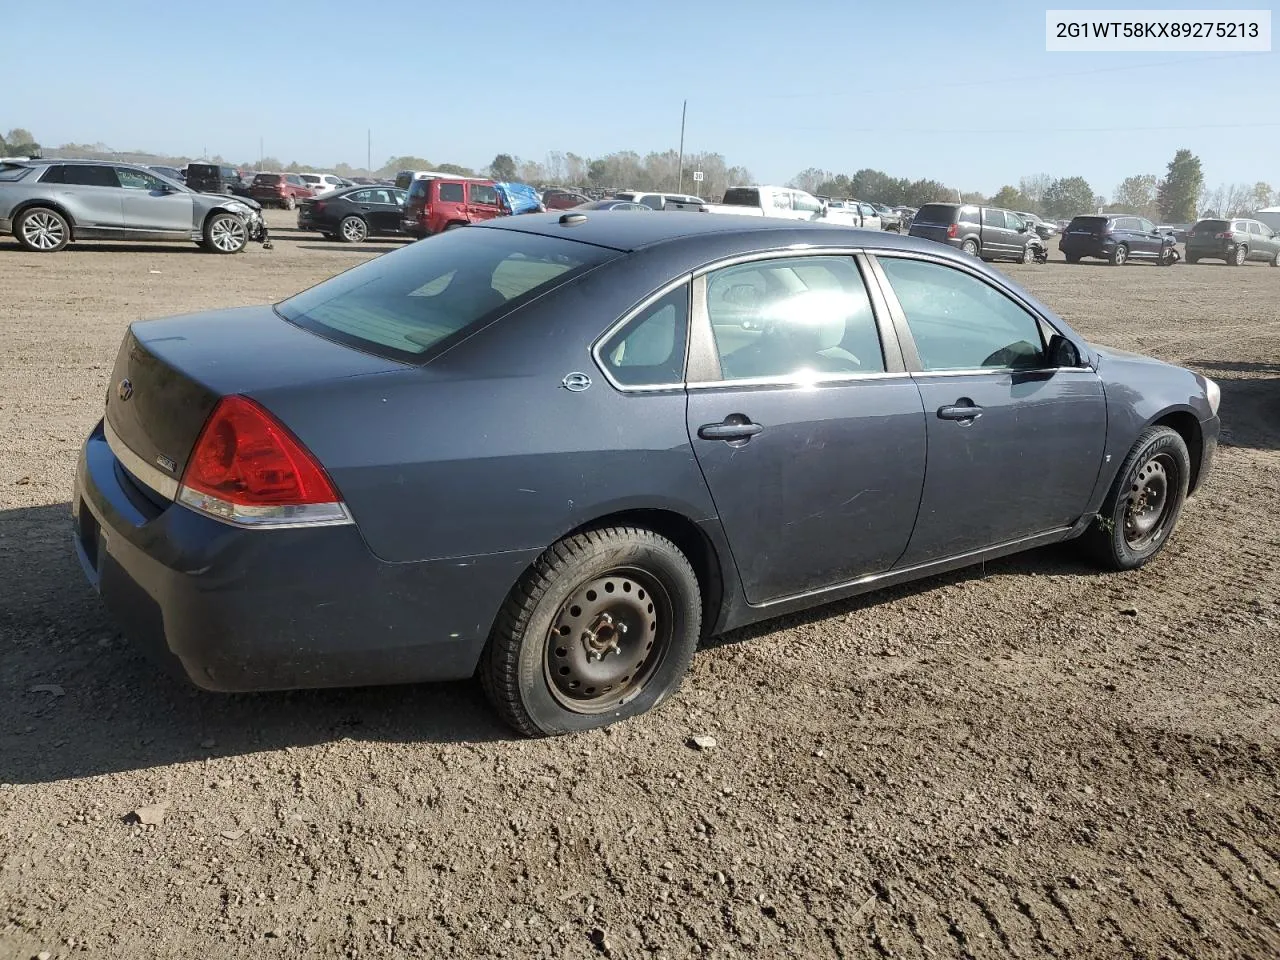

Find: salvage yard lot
[2,209,1278,959]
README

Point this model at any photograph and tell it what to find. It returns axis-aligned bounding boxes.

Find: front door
[116,167,193,234]
[872,255,1106,566]
[685,254,927,603]
[466,182,504,224]
[1134,217,1161,259]
[981,208,1015,257]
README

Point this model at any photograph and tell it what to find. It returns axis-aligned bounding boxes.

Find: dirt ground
[2,210,1278,959]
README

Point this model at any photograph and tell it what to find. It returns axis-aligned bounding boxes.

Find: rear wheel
[1109,244,1128,266]
[479,526,702,736]
[15,207,70,252]
[960,238,979,257]
[1084,426,1190,571]
[338,215,368,243]
[1065,253,1081,263]
[1230,244,1247,266]
[1185,254,1199,264]
[283,195,297,211]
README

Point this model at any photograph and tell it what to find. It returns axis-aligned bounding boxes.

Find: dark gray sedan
[73,213,1221,735]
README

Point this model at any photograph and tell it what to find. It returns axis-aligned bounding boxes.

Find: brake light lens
[177,396,350,528]
[946,223,957,238]
[1214,231,1231,239]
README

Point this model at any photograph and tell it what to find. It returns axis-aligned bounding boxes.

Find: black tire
[338,215,368,243]
[1229,244,1247,266]
[1065,254,1081,264]
[1083,425,1190,571]
[201,212,248,254]
[479,526,702,737]
[1185,254,1199,264]
[960,238,979,257]
[1020,244,1035,265]
[1271,249,1280,267]
[1109,243,1128,266]
[14,206,71,252]
[283,195,297,211]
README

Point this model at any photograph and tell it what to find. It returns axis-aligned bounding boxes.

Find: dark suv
[907,203,1039,262]
[1059,215,1169,265]
[184,163,241,195]
[1185,218,1280,266]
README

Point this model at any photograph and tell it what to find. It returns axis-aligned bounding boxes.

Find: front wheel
[1084,426,1190,571]
[1109,244,1128,266]
[1020,245,1036,265]
[338,215,368,243]
[479,527,702,736]
[15,207,71,252]
[202,213,248,254]
[283,195,297,211]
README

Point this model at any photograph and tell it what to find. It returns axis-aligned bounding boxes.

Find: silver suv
[0,159,268,254]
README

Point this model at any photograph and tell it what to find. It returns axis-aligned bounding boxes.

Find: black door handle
[937,402,983,421]
[698,419,764,441]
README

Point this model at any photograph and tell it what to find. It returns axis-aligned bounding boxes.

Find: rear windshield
[276,229,619,363]
[721,188,760,207]
[0,164,32,181]
[1194,219,1230,231]
[254,173,281,184]
[1067,216,1110,230]
[408,179,429,199]
[913,204,960,225]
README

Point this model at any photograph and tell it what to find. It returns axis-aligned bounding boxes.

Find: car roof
[476,211,948,255]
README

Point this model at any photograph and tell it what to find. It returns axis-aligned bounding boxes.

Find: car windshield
[913,204,959,224]
[275,228,619,363]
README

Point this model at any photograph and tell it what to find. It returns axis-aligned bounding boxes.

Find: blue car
[74,213,1220,735]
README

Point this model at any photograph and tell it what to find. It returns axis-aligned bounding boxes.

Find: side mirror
[1048,334,1082,369]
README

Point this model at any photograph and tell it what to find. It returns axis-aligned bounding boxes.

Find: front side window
[1246,221,1261,235]
[438,182,465,203]
[599,284,689,387]
[877,257,1045,371]
[793,193,822,214]
[771,191,792,211]
[1138,218,1156,233]
[116,168,168,191]
[277,229,616,363]
[705,256,885,381]
[640,194,663,210]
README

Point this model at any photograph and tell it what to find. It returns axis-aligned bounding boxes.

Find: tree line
[7,126,1275,222]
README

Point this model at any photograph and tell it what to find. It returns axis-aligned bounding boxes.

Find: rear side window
[438,182,464,203]
[1232,221,1248,233]
[599,284,689,387]
[877,257,1044,371]
[0,164,33,181]
[408,180,429,200]
[301,175,320,184]
[55,165,120,187]
[276,229,617,363]
[913,204,959,225]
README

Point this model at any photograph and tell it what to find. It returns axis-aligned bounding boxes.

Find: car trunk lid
[104,305,405,491]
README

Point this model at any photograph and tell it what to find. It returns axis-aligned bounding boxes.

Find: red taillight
[946,223,957,238]
[178,396,345,525]
[1214,231,1231,239]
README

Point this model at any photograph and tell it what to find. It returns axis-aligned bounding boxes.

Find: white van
[1256,207,1280,233]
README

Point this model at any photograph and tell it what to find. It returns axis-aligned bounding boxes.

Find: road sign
[692,171,704,182]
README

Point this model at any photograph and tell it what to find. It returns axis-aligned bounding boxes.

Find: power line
[779,120,1280,135]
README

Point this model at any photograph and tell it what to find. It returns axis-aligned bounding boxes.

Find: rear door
[871,254,1105,565]
[363,188,404,233]
[434,181,466,229]
[980,208,1013,257]
[116,166,192,234]
[684,253,927,603]
[47,164,125,230]
[466,182,504,223]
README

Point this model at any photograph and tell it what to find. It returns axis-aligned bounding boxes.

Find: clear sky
[6,0,1276,197]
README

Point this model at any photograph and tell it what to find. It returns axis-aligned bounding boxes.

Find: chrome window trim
[590,273,693,394]
[103,418,179,501]
[690,245,867,277]
[910,366,1095,379]
[686,370,911,390]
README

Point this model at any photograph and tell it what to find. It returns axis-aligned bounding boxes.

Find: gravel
[1,212,1278,957]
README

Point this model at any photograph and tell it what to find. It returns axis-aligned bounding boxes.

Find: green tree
[991,185,1031,210]
[849,169,907,204]
[489,153,517,181]
[1111,174,1158,217]
[1251,181,1275,211]
[1041,176,1096,219]
[788,167,833,194]
[433,162,476,177]
[902,179,950,208]
[377,155,434,178]
[586,159,608,186]
[5,128,34,148]
[1157,149,1203,222]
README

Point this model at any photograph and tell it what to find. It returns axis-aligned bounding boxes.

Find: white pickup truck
[702,185,861,226]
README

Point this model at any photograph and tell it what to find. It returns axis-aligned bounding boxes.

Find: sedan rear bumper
[73,421,538,693]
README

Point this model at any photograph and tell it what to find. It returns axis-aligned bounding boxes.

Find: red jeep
[401,177,504,238]
[250,172,315,210]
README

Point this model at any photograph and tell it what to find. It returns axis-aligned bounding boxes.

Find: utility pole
[367,129,372,175]
[676,99,687,193]
[259,137,263,171]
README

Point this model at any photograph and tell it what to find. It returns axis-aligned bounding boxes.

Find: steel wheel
[339,216,368,243]
[207,215,247,253]
[544,568,673,714]
[1123,453,1176,551]
[19,209,68,251]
